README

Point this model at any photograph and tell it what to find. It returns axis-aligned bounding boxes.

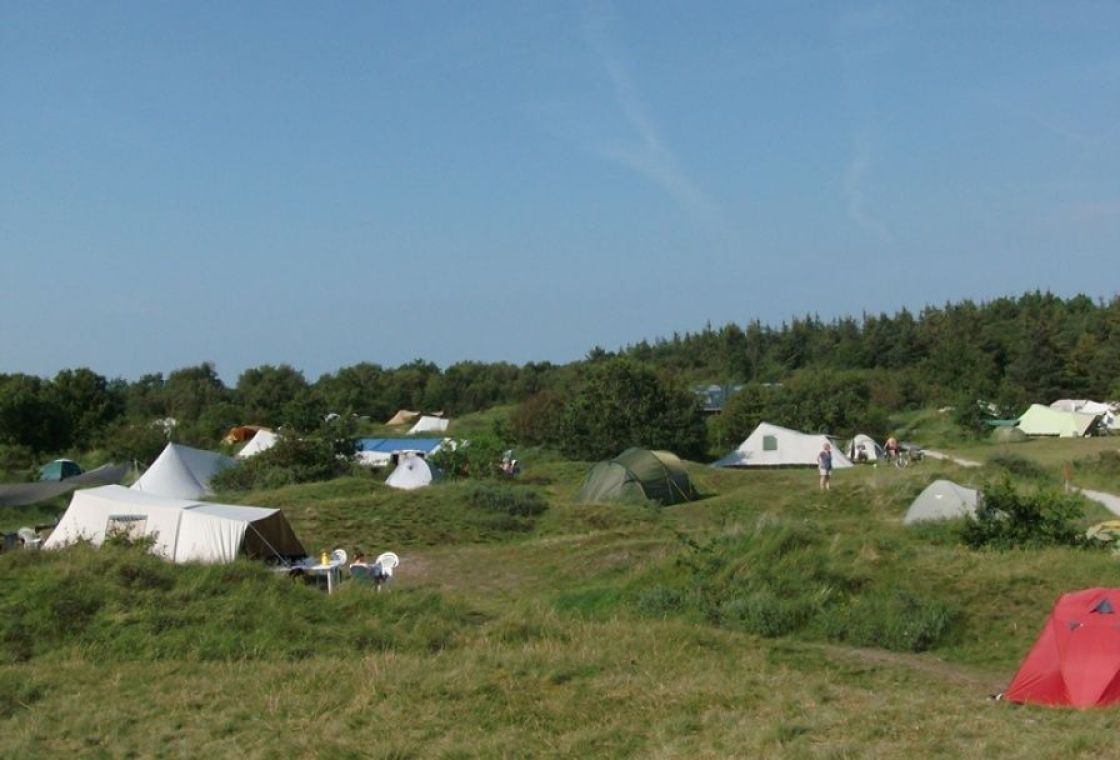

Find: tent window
[763,435,778,451]
[1093,598,1115,614]
[106,515,148,542]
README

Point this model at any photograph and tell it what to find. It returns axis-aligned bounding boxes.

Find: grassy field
[3,435,1120,757]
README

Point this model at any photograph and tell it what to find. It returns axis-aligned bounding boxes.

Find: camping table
[307,561,344,594]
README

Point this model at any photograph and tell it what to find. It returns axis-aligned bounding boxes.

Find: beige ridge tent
[385,409,420,426]
[44,485,305,563]
[1016,404,1100,438]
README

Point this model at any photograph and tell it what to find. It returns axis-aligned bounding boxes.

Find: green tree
[51,368,125,449]
[235,364,310,428]
[554,358,706,461]
[0,374,69,453]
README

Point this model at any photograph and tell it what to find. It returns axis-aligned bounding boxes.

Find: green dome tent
[575,448,698,506]
[38,459,83,481]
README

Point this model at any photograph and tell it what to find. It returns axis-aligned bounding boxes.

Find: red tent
[1005,588,1120,707]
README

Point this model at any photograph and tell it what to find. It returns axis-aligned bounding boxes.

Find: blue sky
[3,1,1118,383]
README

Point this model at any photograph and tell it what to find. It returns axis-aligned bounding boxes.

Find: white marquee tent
[1050,400,1119,432]
[132,443,234,499]
[43,485,305,563]
[713,422,853,469]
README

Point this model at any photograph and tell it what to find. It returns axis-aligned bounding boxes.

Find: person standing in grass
[818,442,833,491]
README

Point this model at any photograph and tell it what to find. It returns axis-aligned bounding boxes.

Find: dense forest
[1,292,1117,469]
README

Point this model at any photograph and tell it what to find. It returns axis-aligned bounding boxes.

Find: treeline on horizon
[1,291,1118,468]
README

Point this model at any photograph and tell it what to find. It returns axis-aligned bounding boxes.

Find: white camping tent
[131,443,234,499]
[713,422,853,468]
[408,415,450,434]
[385,452,436,490]
[43,485,305,562]
[846,433,884,463]
[237,429,279,459]
[903,479,981,524]
[1050,400,1119,432]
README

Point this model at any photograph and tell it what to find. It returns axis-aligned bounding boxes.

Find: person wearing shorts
[818,442,833,491]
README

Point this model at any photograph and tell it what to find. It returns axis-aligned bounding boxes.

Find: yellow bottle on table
[320,551,328,566]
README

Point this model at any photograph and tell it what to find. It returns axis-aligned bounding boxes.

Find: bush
[431,433,509,480]
[212,434,354,491]
[984,453,1053,482]
[817,589,956,652]
[644,520,954,652]
[961,479,1088,549]
[462,483,548,517]
[1073,450,1120,477]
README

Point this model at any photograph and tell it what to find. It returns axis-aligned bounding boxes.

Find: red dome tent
[1005,588,1120,707]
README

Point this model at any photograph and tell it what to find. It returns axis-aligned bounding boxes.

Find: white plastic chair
[372,551,399,591]
[330,548,348,565]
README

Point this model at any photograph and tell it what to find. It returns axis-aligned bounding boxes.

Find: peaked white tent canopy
[904,479,981,524]
[237,429,279,459]
[1016,404,1100,438]
[713,422,853,469]
[409,415,450,434]
[385,452,436,490]
[132,443,235,499]
[44,485,305,563]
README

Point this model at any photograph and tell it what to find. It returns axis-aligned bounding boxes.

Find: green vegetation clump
[961,479,1088,549]
[0,543,482,664]
[983,453,1053,482]
[1073,450,1120,477]
[641,520,957,653]
[463,483,548,517]
[212,435,355,491]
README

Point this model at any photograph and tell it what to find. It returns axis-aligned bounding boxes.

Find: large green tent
[575,448,698,506]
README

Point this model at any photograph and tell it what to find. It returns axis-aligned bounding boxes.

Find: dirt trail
[923,450,983,468]
[1077,488,1120,517]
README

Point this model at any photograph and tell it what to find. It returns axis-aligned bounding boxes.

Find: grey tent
[575,448,697,506]
[904,479,981,524]
[991,426,1029,443]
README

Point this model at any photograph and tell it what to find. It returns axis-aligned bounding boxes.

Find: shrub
[984,453,1052,482]
[212,434,354,491]
[961,478,1088,549]
[635,520,955,652]
[1073,450,1120,477]
[817,589,956,652]
[462,483,547,517]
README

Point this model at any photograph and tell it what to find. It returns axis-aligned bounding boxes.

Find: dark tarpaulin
[0,463,131,507]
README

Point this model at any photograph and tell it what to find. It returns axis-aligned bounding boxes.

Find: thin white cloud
[843,144,893,244]
[579,2,727,235]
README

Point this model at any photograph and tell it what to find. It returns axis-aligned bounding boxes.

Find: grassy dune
[3,439,1120,756]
